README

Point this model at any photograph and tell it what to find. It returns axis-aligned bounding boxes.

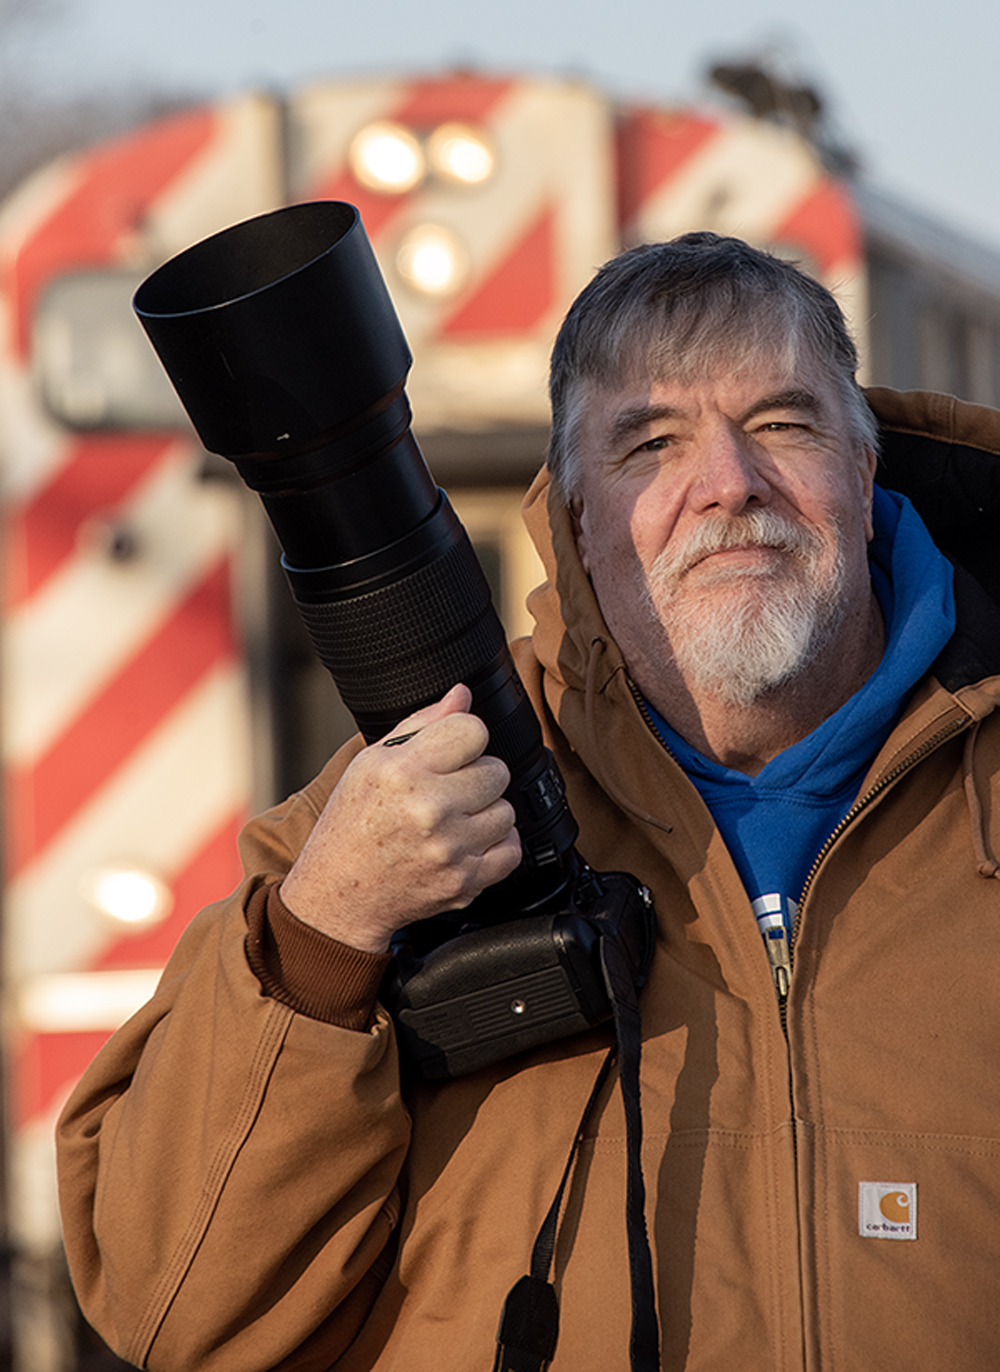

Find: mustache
[649,509,826,589]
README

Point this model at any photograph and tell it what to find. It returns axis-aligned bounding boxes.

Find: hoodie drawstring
[963,720,1000,879]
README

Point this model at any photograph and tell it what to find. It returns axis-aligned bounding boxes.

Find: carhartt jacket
[57,388,1000,1371]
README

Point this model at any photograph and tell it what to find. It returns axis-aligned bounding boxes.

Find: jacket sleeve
[55,746,412,1372]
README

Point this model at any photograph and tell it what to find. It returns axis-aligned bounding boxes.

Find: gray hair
[547,232,878,501]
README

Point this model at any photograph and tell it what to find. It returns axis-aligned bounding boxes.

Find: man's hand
[280,684,522,952]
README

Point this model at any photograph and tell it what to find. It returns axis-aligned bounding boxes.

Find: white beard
[646,508,849,709]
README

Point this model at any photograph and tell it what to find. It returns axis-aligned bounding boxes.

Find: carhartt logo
[879,1191,910,1223]
[859,1182,917,1240]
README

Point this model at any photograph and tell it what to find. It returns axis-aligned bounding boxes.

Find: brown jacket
[57,389,1000,1371]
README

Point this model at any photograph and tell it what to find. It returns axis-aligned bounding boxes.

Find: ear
[859,444,878,541]
[570,495,592,573]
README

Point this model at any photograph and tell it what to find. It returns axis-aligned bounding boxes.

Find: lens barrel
[134,201,578,885]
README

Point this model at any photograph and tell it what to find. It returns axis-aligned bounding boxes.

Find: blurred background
[1,0,998,1366]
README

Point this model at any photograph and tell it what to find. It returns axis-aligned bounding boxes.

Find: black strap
[529,1049,616,1284]
[602,938,660,1371]
[494,1276,561,1372]
[494,1051,614,1372]
[494,940,660,1371]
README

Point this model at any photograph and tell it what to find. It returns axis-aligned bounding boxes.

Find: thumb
[379,683,472,744]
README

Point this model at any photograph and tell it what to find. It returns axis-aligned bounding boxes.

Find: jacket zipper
[777,712,971,1029]
[625,679,970,1020]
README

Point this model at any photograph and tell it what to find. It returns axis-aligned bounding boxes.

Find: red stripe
[4,435,177,610]
[440,207,556,337]
[771,180,861,275]
[13,1028,111,1129]
[391,74,514,127]
[616,108,719,237]
[8,107,215,359]
[12,812,246,1127]
[6,561,238,875]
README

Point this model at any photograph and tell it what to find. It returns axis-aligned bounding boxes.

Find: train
[2,65,999,1369]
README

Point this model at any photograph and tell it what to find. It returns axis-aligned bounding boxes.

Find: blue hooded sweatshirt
[644,487,955,945]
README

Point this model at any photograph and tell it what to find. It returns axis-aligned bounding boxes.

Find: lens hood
[133,201,412,460]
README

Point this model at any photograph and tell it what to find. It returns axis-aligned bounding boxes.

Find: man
[57,234,1000,1371]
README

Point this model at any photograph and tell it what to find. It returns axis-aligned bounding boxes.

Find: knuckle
[409,793,446,836]
[438,868,477,911]
[424,833,458,870]
[451,712,489,752]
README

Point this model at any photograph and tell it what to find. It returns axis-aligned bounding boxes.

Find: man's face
[571,355,878,709]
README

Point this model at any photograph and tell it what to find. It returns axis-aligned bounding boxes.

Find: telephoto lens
[133,200,578,898]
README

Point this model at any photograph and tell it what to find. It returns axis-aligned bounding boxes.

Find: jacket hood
[522,466,609,705]
[522,386,1000,702]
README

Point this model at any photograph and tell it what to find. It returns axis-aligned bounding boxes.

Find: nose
[689,423,772,516]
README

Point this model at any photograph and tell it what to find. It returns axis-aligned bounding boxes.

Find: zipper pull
[751,894,795,999]
[764,929,791,999]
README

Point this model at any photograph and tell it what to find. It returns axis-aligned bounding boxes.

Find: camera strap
[494,938,660,1372]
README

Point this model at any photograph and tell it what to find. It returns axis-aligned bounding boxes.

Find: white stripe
[3,445,240,765]
[145,93,284,258]
[18,968,162,1032]
[755,910,786,934]
[5,663,250,981]
[751,893,784,917]
[626,117,820,248]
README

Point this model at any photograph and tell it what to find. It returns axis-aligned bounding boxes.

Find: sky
[6,0,1000,256]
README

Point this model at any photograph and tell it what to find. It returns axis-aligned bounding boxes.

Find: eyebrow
[740,389,825,423]
[607,403,685,446]
[606,388,825,446]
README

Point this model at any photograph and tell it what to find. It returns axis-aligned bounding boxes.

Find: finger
[486,826,523,880]
[404,709,492,776]
[466,796,518,853]
[378,684,472,746]
[447,754,512,813]
[447,826,523,909]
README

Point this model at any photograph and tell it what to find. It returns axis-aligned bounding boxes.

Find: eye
[631,433,673,454]
[753,418,818,443]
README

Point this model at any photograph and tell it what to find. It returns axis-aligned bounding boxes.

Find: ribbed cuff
[244,882,391,1031]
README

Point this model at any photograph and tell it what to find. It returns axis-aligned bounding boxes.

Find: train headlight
[349,121,425,194]
[395,223,470,296]
[426,122,495,186]
[82,863,173,928]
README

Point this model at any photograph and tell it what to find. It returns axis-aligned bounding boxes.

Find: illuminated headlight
[349,121,425,194]
[395,223,470,297]
[426,122,496,186]
[82,863,173,928]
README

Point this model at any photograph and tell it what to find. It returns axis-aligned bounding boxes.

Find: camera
[134,200,655,1079]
